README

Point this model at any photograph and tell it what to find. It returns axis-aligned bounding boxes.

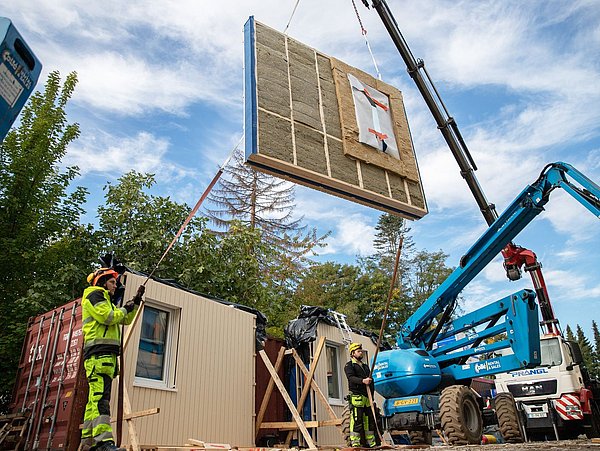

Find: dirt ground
[428,439,600,450]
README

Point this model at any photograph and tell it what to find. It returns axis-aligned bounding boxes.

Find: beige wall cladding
[246,18,428,220]
[114,273,256,447]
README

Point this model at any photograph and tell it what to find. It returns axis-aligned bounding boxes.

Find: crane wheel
[494,393,524,443]
[440,385,483,445]
[408,430,432,445]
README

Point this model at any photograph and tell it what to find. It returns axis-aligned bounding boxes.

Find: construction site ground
[427,439,600,450]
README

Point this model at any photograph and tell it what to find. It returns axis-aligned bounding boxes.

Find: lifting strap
[351,0,382,80]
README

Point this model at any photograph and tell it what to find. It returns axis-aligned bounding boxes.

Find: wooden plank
[285,337,326,446]
[123,384,140,451]
[260,419,342,429]
[291,349,338,421]
[110,408,160,423]
[258,350,316,449]
[255,347,286,437]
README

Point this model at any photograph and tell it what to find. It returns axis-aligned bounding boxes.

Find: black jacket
[344,358,374,397]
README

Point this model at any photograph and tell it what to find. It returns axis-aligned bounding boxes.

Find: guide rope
[283,0,301,35]
[143,134,243,286]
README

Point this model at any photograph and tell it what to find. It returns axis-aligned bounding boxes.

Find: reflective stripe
[106,310,115,325]
[84,338,120,349]
[119,307,128,317]
[83,420,93,430]
[92,414,111,428]
[82,316,94,325]
[93,431,114,443]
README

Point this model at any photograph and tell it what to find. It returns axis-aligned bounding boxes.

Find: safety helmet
[87,267,119,286]
[349,342,363,354]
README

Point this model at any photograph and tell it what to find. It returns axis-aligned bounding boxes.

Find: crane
[360,0,560,336]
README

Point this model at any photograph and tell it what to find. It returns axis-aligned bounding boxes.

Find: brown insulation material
[295,123,327,175]
[361,163,390,198]
[258,109,293,164]
[407,179,426,209]
[329,138,359,186]
[249,20,427,219]
[387,172,409,203]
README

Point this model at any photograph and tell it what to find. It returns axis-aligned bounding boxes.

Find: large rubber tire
[341,403,352,447]
[440,385,483,445]
[408,430,432,445]
[495,393,524,443]
[586,400,600,439]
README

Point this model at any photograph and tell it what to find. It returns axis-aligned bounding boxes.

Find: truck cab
[495,335,600,440]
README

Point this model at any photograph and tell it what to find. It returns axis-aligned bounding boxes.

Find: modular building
[11,271,265,450]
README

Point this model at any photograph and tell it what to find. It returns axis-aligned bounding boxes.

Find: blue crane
[372,162,600,444]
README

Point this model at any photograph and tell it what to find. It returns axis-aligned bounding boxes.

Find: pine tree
[591,321,600,378]
[576,324,594,372]
[372,213,415,278]
[205,150,328,275]
[565,325,576,341]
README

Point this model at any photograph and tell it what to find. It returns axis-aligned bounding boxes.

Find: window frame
[325,341,344,406]
[133,299,180,391]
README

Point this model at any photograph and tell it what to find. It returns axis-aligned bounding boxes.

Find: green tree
[576,324,594,372]
[565,325,576,342]
[96,171,205,278]
[205,151,328,281]
[591,321,600,379]
[0,71,92,410]
[372,213,414,276]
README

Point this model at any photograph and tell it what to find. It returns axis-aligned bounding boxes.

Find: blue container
[0,17,42,141]
[373,348,442,398]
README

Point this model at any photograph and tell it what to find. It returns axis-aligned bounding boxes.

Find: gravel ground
[428,439,600,450]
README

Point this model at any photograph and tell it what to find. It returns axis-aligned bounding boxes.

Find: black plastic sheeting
[284,305,391,352]
[100,254,267,350]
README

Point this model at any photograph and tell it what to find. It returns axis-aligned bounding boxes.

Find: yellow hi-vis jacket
[82,286,138,359]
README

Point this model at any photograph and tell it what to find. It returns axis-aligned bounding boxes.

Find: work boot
[95,441,127,451]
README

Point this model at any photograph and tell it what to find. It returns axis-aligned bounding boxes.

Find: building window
[134,302,180,390]
[326,344,342,402]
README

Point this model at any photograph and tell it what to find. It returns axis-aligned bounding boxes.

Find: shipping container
[11,299,87,451]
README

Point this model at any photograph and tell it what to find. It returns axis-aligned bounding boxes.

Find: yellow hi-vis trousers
[349,394,376,448]
[81,354,118,449]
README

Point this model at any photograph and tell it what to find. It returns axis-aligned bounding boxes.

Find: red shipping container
[11,299,87,451]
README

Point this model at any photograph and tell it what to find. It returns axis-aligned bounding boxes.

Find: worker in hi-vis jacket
[80,268,144,451]
[344,342,377,448]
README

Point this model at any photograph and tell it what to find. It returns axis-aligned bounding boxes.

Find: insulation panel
[244,17,427,219]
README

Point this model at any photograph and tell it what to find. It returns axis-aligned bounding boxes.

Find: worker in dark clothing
[80,268,145,451]
[344,342,376,448]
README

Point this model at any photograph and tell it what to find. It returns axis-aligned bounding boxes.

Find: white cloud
[64,130,194,182]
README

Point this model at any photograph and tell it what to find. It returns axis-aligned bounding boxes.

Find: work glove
[132,284,145,305]
[124,300,136,313]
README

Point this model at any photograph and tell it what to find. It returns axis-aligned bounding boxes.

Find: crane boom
[363,0,565,335]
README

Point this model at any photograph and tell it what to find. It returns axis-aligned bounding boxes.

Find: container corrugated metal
[117,273,257,447]
[255,337,287,445]
[11,299,87,451]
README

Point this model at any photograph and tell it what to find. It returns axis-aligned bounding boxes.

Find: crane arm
[399,162,600,347]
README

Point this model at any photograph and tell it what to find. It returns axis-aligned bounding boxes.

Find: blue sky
[5,1,600,337]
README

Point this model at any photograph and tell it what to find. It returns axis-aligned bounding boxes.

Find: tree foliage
[205,151,328,278]
[0,71,93,410]
[576,324,595,375]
